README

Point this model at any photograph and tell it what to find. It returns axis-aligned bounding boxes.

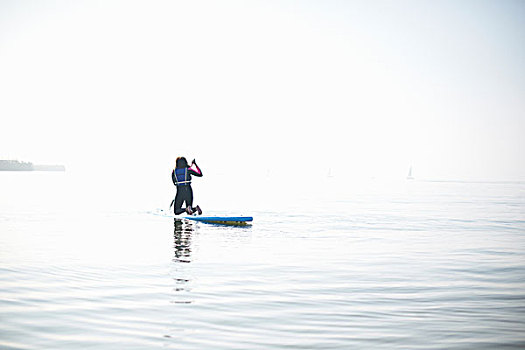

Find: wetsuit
[171,164,203,215]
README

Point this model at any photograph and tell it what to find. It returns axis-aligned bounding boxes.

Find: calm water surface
[1,173,524,349]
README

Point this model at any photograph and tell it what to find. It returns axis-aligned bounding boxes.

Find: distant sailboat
[407,166,414,180]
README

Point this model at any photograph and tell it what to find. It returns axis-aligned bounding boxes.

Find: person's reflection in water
[170,219,194,310]
[173,219,194,263]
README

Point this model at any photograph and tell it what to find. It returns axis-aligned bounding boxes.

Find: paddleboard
[183,216,253,226]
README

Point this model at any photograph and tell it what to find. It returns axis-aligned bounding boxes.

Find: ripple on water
[2,181,525,349]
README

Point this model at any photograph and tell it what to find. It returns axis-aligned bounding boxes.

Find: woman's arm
[188,161,203,177]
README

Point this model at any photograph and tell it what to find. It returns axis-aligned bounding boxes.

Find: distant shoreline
[0,160,65,172]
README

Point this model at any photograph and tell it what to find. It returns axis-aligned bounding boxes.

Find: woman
[171,157,203,215]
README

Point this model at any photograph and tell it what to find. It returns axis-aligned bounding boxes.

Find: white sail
[407,166,414,180]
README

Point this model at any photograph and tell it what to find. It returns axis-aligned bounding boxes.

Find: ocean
[1,172,524,349]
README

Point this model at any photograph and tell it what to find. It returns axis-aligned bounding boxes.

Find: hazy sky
[1,0,524,181]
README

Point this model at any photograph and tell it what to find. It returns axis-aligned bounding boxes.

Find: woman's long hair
[176,157,188,169]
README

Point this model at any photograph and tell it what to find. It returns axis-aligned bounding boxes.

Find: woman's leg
[186,186,193,208]
[175,186,201,215]
[174,190,186,215]
[186,186,202,215]
[183,186,194,214]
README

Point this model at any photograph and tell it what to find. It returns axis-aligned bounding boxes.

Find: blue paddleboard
[184,216,253,226]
